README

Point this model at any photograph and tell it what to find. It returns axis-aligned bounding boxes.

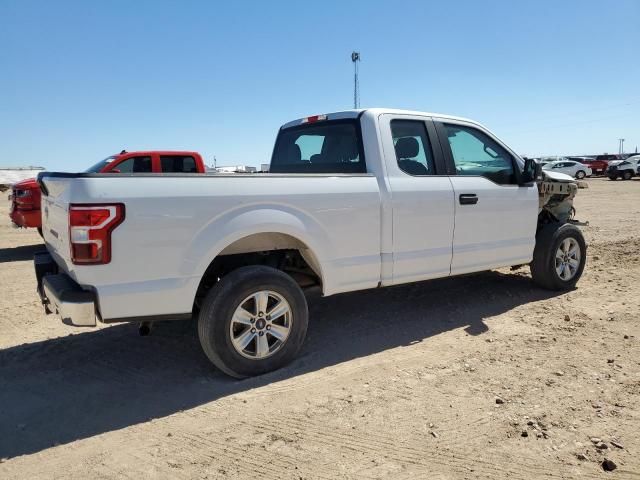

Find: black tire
[608,176,617,181]
[530,223,586,291]
[37,227,43,238]
[622,170,632,180]
[197,265,308,378]
[575,170,586,179]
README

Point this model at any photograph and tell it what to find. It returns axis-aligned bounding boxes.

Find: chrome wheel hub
[229,290,292,360]
[555,237,580,281]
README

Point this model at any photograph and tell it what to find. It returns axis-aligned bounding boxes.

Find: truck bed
[39,172,382,320]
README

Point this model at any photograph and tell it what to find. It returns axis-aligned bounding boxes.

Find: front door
[435,120,538,275]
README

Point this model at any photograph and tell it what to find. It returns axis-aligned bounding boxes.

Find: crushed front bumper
[34,251,97,327]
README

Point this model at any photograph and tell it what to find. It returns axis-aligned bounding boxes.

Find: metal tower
[351,51,360,109]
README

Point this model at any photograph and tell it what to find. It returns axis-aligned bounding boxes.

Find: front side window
[114,156,152,173]
[444,124,516,185]
[270,121,365,173]
[161,155,197,173]
[391,120,435,175]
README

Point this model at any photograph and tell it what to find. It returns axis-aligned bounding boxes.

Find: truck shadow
[0,270,562,459]
[0,243,44,263]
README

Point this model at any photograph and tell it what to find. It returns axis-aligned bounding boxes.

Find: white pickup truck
[35,108,587,378]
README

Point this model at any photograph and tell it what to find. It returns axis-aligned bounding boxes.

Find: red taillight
[13,188,35,210]
[69,204,125,265]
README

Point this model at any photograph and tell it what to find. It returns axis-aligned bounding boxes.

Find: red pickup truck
[10,151,206,234]
[581,154,620,175]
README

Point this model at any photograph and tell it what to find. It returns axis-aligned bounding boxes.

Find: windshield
[84,156,116,173]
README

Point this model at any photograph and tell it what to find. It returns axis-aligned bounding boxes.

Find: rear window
[161,155,198,173]
[270,120,366,174]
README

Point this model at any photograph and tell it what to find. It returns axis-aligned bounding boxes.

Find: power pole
[351,51,360,109]
[618,138,625,154]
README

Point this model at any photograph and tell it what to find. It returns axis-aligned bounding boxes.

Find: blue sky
[1,0,638,170]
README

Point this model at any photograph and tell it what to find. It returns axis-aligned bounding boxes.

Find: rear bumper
[34,252,97,327]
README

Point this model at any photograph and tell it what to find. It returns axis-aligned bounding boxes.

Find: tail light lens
[14,188,35,210]
[69,204,125,265]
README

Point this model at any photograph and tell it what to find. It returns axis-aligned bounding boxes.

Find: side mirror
[520,158,541,184]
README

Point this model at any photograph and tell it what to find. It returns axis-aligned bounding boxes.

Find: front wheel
[575,170,586,179]
[198,265,308,378]
[608,175,617,181]
[531,223,586,291]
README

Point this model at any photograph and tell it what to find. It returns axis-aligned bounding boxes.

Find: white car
[606,156,640,180]
[34,108,586,378]
[542,160,592,179]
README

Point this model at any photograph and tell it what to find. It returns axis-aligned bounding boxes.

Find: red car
[582,154,621,175]
[10,151,206,234]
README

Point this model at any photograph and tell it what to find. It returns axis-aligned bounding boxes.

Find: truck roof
[280,108,481,130]
[114,150,201,157]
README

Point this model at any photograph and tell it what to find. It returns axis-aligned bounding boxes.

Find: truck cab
[85,151,206,174]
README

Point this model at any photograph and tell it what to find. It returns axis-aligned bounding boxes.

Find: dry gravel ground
[0,177,639,479]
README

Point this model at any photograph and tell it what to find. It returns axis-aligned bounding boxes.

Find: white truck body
[38,109,545,324]
[35,108,589,377]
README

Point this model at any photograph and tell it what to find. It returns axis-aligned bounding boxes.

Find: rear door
[435,119,538,275]
[379,113,455,285]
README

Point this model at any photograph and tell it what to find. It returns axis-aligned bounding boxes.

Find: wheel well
[193,233,322,312]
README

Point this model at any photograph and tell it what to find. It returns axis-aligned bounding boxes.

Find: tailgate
[38,173,74,271]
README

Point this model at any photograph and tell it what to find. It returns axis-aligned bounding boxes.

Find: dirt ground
[0,178,638,479]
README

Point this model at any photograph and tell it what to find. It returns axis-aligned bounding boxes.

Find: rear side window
[161,155,198,173]
[114,156,152,173]
[391,120,436,175]
[270,121,366,173]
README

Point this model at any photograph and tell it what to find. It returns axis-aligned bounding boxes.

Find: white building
[0,167,45,187]
[212,165,257,173]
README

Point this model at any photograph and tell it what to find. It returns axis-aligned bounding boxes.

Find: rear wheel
[575,170,586,179]
[198,265,308,378]
[531,223,586,291]
[622,170,632,180]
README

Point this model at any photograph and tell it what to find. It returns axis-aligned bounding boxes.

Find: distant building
[0,167,45,186]
[260,163,270,172]
[212,165,257,173]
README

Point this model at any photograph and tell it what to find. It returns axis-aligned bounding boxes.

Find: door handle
[459,194,478,205]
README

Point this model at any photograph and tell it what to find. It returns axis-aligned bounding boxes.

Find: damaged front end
[537,170,587,223]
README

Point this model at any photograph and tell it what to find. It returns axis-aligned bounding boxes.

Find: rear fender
[184,204,333,291]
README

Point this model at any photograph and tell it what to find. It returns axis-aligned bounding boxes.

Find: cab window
[113,156,152,173]
[270,120,365,174]
[390,120,436,175]
[161,155,198,173]
[444,124,516,185]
